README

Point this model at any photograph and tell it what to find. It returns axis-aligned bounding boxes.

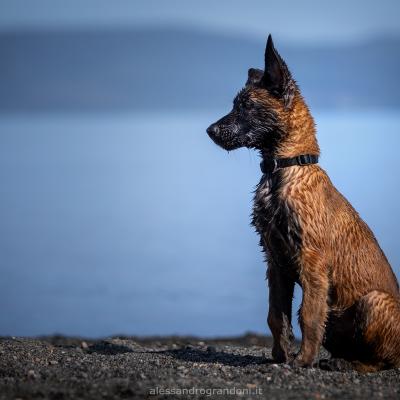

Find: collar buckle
[296,154,311,165]
[272,159,278,173]
[260,158,278,174]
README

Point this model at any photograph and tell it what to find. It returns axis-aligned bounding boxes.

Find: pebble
[27,370,37,379]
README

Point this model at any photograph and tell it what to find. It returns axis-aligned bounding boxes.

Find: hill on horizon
[1,27,399,112]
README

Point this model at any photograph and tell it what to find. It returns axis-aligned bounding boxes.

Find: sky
[1,0,399,338]
[0,0,399,44]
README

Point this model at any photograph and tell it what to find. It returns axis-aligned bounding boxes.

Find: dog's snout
[207,124,220,137]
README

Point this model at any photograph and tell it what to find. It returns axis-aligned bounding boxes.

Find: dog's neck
[264,96,320,160]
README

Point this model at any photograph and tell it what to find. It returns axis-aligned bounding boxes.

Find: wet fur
[207,35,400,372]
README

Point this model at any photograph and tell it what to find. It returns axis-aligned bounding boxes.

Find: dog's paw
[272,347,289,364]
[289,354,315,368]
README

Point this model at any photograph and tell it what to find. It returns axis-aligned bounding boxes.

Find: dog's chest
[252,174,302,274]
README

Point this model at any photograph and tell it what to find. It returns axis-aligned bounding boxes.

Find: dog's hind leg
[351,290,400,371]
[321,290,400,372]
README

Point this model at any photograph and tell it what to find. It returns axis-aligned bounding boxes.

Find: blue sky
[0,0,399,338]
[0,0,399,43]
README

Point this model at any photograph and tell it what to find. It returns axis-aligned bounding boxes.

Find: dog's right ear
[261,34,295,108]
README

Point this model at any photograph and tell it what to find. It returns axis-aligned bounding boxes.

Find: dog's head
[207,35,298,152]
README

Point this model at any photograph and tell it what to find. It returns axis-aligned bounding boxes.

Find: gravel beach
[1,334,399,399]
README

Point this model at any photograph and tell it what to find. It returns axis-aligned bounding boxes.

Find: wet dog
[207,35,400,372]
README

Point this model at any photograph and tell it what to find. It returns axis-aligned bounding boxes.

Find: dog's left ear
[261,34,295,108]
[246,68,264,86]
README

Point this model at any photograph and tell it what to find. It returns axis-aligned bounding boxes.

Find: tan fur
[259,92,400,371]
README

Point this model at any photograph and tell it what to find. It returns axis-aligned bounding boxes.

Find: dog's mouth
[208,134,240,151]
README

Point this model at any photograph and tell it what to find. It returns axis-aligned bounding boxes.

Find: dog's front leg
[267,264,295,363]
[294,252,329,368]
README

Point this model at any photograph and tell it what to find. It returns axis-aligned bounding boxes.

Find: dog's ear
[246,68,264,86]
[262,34,295,108]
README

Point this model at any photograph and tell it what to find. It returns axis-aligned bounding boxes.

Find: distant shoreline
[1,28,399,112]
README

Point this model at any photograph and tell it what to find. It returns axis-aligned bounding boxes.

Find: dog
[207,34,400,372]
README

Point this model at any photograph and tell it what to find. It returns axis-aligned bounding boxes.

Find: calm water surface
[0,110,399,337]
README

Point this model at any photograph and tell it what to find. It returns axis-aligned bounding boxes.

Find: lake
[0,110,399,338]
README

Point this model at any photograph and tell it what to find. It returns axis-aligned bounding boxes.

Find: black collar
[260,154,319,174]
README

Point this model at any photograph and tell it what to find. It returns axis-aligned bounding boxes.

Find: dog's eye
[269,88,281,97]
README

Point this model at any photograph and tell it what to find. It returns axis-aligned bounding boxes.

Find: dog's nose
[207,124,219,137]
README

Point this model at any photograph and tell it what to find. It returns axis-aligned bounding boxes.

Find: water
[0,110,399,338]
